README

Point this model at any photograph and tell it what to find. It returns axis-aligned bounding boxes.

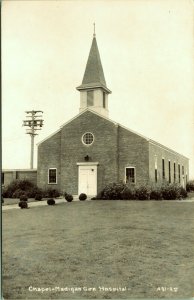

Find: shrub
[2,190,9,198]
[135,186,150,200]
[100,182,127,200]
[97,182,185,201]
[121,186,135,200]
[79,193,87,201]
[43,189,60,198]
[20,194,28,201]
[95,191,104,200]
[35,193,43,201]
[47,198,55,205]
[64,193,73,202]
[179,187,187,199]
[18,201,28,209]
[12,189,26,199]
[26,187,43,198]
[186,180,194,192]
[161,183,180,200]
[2,179,40,198]
[150,188,163,200]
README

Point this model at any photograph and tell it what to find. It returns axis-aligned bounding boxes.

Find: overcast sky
[2,0,194,178]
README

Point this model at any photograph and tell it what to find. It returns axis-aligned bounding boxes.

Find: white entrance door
[78,165,97,196]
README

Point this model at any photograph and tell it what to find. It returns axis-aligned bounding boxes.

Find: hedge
[96,182,187,200]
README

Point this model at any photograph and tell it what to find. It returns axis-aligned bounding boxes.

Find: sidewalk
[2,197,85,211]
[2,197,194,211]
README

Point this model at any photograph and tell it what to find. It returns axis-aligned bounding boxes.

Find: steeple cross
[93,22,96,37]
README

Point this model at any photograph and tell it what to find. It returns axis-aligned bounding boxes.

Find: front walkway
[2,197,194,211]
[2,197,84,211]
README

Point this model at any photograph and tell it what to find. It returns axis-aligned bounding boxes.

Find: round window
[82,132,94,145]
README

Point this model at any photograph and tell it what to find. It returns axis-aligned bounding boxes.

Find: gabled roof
[37,108,148,145]
[76,37,111,93]
[37,108,189,159]
[59,108,118,129]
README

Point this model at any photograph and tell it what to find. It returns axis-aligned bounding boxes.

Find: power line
[23,110,44,169]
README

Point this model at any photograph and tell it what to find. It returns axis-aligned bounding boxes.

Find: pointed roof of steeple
[77,36,111,93]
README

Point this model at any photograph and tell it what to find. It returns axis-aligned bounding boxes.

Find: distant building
[36,33,189,196]
[2,169,37,187]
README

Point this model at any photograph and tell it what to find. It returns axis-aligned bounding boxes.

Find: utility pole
[23,110,44,169]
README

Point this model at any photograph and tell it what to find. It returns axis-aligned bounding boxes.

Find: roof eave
[76,84,112,94]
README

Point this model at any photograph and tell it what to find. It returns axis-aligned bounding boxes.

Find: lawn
[3,198,39,205]
[2,200,194,299]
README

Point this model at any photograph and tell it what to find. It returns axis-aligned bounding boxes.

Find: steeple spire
[76,32,111,93]
[93,22,96,38]
[77,31,111,118]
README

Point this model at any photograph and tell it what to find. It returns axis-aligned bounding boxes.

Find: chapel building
[37,33,189,196]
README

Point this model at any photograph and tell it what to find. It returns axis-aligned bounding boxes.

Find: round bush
[20,194,28,201]
[79,193,87,201]
[18,201,28,209]
[65,193,73,202]
[35,193,42,201]
[47,198,55,205]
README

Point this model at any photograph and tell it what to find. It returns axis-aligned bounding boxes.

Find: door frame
[77,162,99,196]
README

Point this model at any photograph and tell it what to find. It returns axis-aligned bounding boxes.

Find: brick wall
[60,110,118,194]
[3,172,14,187]
[37,110,189,194]
[37,131,61,190]
[16,171,37,185]
[118,126,149,186]
[149,142,189,187]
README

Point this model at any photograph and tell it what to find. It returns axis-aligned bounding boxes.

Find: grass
[2,200,194,299]
[3,198,38,205]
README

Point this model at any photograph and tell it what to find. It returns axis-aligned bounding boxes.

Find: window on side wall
[178,164,181,183]
[126,167,135,184]
[174,162,176,182]
[154,155,157,183]
[48,168,57,184]
[162,158,165,179]
[168,160,171,183]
